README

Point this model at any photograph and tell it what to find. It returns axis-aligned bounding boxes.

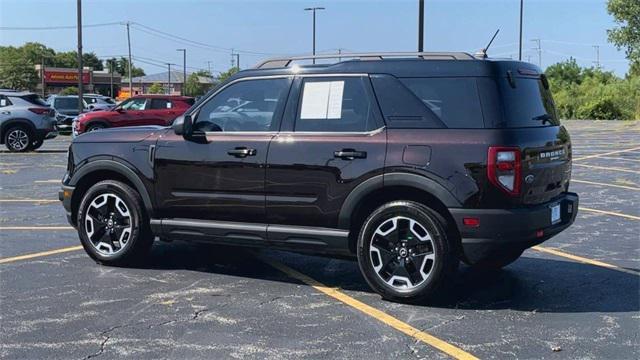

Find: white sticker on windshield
[300,81,344,119]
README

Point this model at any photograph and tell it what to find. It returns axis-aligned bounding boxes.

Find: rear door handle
[334,149,367,160]
[228,147,257,158]
[0,111,10,115]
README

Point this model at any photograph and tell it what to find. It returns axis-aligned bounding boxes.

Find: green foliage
[184,72,214,97]
[546,58,639,120]
[147,83,164,94]
[59,86,78,96]
[217,67,239,83]
[607,0,639,75]
[105,57,145,78]
[0,45,39,90]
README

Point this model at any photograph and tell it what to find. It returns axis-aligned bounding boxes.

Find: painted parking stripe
[579,207,640,221]
[573,146,640,161]
[0,226,74,230]
[34,179,61,184]
[572,179,640,191]
[533,246,640,276]
[573,163,640,174]
[597,156,640,163]
[264,258,479,360]
[0,246,83,265]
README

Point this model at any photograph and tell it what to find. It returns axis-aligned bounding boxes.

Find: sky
[0,0,631,76]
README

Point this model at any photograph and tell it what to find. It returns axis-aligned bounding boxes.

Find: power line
[0,22,123,30]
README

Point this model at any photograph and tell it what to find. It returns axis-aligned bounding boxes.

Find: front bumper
[450,192,579,264]
[59,185,76,227]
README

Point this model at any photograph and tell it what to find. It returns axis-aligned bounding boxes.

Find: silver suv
[84,94,116,111]
[0,90,57,152]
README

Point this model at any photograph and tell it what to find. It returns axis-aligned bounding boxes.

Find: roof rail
[254,52,475,69]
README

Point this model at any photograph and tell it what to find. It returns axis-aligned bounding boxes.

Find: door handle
[0,111,10,115]
[228,147,257,158]
[334,149,367,160]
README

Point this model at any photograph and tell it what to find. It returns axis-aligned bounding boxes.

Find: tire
[4,126,32,152]
[77,180,153,265]
[471,249,524,271]
[357,201,458,303]
[86,123,106,132]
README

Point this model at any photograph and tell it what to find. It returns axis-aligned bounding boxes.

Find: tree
[59,86,78,95]
[0,46,39,90]
[607,0,639,74]
[184,72,214,97]
[148,83,164,94]
[217,67,239,83]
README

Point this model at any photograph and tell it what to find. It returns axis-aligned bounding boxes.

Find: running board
[150,218,350,254]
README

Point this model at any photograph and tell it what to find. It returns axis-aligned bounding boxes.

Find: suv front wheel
[77,180,153,265]
[357,201,457,303]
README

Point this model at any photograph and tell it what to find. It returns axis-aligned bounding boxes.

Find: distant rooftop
[123,71,214,84]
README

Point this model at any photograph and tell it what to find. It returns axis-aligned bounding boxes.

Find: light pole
[418,0,424,52]
[76,0,83,114]
[304,7,325,64]
[177,49,186,95]
[519,0,523,60]
[167,63,171,95]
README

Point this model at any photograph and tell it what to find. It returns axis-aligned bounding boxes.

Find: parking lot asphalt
[0,120,638,359]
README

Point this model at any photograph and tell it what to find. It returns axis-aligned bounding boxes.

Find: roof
[124,71,214,84]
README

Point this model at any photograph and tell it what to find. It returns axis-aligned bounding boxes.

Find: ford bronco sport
[60,52,578,302]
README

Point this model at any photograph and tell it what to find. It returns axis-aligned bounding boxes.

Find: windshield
[499,77,559,127]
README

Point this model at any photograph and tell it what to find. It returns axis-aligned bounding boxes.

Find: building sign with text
[44,70,90,84]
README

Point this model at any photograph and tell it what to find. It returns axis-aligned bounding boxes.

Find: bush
[59,87,78,95]
[576,98,623,120]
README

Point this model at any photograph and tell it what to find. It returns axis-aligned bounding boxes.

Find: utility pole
[109,61,114,98]
[531,38,542,68]
[304,7,325,64]
[207,61,213,74]
[418,0,424,52]
[236,53,240,69]
[167,63,171,95]
[593,45,600,69]
[177,49,186,95]
[338,48,342,62]
[76,0,83,114]
[126,22,133,99]
[41,56,46,98]
[519,0,523,60]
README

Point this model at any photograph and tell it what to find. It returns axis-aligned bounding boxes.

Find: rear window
[54,97,81,110]
[399,77,484,128]
[20,94,48,107]
[497,77,559,127]
[150,98,173,109]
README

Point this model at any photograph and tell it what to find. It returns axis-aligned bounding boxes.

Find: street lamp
[177,49,186,95]
[304,7,325,64]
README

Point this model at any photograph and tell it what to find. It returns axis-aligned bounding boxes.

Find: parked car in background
[47,95,88,135]
[83,94,116,112]
[0,90,57,152]
[74,95,194,135]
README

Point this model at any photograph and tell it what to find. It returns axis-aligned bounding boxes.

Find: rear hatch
[487,73,572,205]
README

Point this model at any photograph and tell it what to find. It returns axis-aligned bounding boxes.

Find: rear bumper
[35,128,58,140]
[450,192,579,264]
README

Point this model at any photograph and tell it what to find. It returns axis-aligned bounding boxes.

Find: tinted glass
[400,78,484,128]
[21,94,48,106]
[498,77,559,127]
[296,77,377,132]
[0,96,11,107]
[120,98,147,110]
[54,97,81,110]
[196,78,290,132]
[150,98,172,109]
[84,97,97,104]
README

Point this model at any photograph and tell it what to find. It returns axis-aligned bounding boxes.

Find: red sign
[44,70,90,84]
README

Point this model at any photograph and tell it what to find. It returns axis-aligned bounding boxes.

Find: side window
[120,98,147,110]
[0,96,11,107]
[296,77,377,132]
[399,78,484,128]
[195,78,291,132]
[150,98,172,109]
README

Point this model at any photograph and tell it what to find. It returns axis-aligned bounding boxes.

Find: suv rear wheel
[357,201,457,303]
[4,126,32,152]
[77,180,153,265]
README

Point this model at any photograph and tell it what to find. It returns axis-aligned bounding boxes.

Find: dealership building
[34,65,122,98]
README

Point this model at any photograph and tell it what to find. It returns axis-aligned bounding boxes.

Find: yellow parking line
[264,258,478,360]
[580,207,640,221]
[573,146,640,161]
[573,163,640,174]
[0,199,58,203]
[532,246,640,276]
[0,226,74,230]
[0,245,83,265]
[572,179,640,191]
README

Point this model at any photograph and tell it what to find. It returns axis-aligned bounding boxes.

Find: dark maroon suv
[60,52,578,303]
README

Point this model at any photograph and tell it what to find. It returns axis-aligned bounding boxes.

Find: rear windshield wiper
[532,114,553,125]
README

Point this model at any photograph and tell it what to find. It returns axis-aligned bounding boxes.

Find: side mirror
[115,108,124,113]
[172,115,185,135]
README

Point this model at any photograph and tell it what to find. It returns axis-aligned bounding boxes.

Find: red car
[75,95,194,134]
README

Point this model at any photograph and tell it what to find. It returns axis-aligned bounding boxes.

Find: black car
[60,52,578,303]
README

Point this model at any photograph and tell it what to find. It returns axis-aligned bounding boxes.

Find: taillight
[487,146,521,196]
[29,107,49,115]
